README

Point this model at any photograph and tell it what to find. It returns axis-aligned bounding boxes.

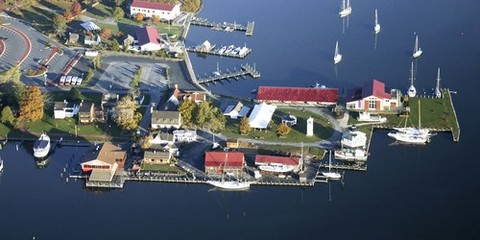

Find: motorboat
[334,148,368,161]
[339,0,352,17]
[412,35,423,59]
[0,157,3,172]
[258,163,295,173]
[334,41,342,64]
[357,112,387,122]
[224,45,235,54]
[33,133,51,158]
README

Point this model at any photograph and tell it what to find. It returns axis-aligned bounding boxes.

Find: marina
[186,43,252,58]
[196,63,260,84]
[190,17,255,36]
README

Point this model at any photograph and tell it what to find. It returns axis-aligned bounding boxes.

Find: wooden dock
[197,63,260,84]
[190,17,254,36]
[318,162,368,171]
[185,45,252,58]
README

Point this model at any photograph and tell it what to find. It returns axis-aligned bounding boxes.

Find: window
[368,100,376,109]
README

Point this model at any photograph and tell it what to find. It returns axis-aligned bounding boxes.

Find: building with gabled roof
[135,26,161,52]
[346,79,402,111]
[223,101,250,119]
[204,152,245,175]
[248,103,276,129]
[130,0,181,21]
[80,142,127,183]
[256,86,338,106]
[151,110,182,129]
[142,149,172,165]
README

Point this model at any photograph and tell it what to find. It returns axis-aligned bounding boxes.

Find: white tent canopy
[248,103,276,129]
[81,21,101,31]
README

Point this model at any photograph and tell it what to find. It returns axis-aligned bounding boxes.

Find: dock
[186,44,252,58]
[317,162,368,172]
[197,63,260,84]
[190,17,255,36]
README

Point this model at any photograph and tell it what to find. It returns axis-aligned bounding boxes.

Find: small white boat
[339,0,352,17]
[33,133,51,158]
[374,9,381,34]
[407,61,417,97]
[388,100,432,144]
[217,46,227,54]
[0,157,3,172]
[322,151,342,180]
[334,41,342,64]
[357,112,387,122]
[334,148,368,161]
[258,163,295,173]
[224,45,235,54]
[412,35,423,59]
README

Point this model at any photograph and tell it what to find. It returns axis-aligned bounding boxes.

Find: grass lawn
[223,108,334,143]
[140,163,184,174]
[255,144,325,159]
[9,4,59,33]
[84,3,112,20]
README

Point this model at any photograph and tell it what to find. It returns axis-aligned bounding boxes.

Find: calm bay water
[1,0,480,239]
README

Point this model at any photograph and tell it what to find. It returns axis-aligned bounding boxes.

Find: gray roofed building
[151,110,182,129]
[143,150,172,165]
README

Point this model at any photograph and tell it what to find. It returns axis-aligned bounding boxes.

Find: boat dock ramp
[190,17,255,36]
[186,43,252,59]
[197,63,260,84]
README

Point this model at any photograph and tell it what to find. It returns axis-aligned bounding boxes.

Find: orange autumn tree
[135,12,144,22]
[71,1,83,17]
[19,85,44,122]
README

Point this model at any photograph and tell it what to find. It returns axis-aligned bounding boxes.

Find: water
[1,0,480,239]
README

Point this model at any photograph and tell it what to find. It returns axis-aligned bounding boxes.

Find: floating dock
[197,63,260,84]
[190,17,255,36]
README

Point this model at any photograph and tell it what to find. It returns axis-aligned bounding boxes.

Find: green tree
[135,12,144,22]
[113,7,124,20]
[207,108,226,133]
[92,54,102,69]
[178,98,195,127]
[52,14,67,34]
[0,81,24,109]
[67,87,85,102]
[0,65,21,83]
[19,85,44,122]
[111,39,121,51]
[277,123,291,137]
[114,95,142,131]
[140,134,152,149]
[1,106,15,125]
[63,9,73,23]
[239,116,251,135]
[131,66,142,88]
[114,0,124,7]
[85,68,94,82]
[193,101,212,127]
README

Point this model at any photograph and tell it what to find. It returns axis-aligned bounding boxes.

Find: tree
[135,12,144,22]
[67,87,85,102]
[0,81,24,110]
[193,101,212,127]
[71,1,82,16]
[111,39,121,51]
[113,7,124,20]
[239,116,251,135]
[85,68,94,82]
[63,9,73,23]
[131,66,142,88]
[178,98,195,127]
[277,123,291,137]
[1,106,15,125]
[0,65,21,83]
[100,28,112,40]
[52,14,67,34]
[152,15,160,24]
[114,95,142,131]
[114,0,124,7]
[19,85,44,122]
[92,54,102,69]
[140,134,152,149]
[207,108,226,133]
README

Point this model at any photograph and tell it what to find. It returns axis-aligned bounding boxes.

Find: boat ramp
[190,17,255,36]
[197,63,260,84]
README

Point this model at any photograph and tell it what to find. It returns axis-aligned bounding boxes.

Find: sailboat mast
[342,0,346,10]
[418,100,421,129]
[435,67,442,98]
[414,36,419,53]
[335,41,339,56]
[375,9,378,25]
[410,62,414,85]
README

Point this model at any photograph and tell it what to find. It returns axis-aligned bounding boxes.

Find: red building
[346,79,402,111]
[256,86,338,106]
[204,152,245,175]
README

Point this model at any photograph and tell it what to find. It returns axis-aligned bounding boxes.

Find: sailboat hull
[207,180,251,190]
[413,50,423,59]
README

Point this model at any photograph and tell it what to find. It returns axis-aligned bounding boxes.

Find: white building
[54,101,79,119]
[223,101,250,119]
[248,103,277,129]
[135,26,162,52]
[173,130,197,143]
[340,128,367,149]
[130,0,181,21]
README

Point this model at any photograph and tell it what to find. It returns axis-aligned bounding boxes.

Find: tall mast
[410,61,414,86]
[375,9,378,25]
[418,100,421,129]
[342,0,346,10]
[414,35,419,52]
[435,67,442,98]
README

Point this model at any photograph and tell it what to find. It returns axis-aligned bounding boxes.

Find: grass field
[223,108,334,143]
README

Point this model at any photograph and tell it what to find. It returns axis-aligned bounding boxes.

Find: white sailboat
[412,35,423,59]
[322,151,342,180]
[334,41,342,64]
[207,153,251,190]
[435,67,442,98]
[339,0,352,18]
[407,61,417,97]
[387,100,432,144]
[0,157,3,172]
[211,133,220,149]
[374,9,381,34]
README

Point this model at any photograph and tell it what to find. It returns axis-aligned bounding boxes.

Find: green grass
[83,3,112,20]
[140,163,184,173]
[255,145,325,159]
[223,108,334,143]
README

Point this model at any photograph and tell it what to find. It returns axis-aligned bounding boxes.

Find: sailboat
[213,62,221,76]
[339,0,352,18]
[387,100,432,144]
[0,157,3,172]
[206,152,251,190]
[211,133,220,150]
[334,41,342,64]
[435,67,442,98]
[407,61,417,97]
[374,9,381,34]
[322,151,342,180]
[412,35,423,59]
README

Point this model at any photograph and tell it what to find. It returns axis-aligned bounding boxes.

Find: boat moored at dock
[33,133,51,158]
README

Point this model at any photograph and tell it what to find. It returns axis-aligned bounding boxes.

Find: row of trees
[178,99,226,133]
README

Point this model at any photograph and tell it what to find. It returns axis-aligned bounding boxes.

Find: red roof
[135,26,159,46]
[361,79,391,99]
[131,0,175,11]
[205,152,244,168]
[257,86,338,103]
[255,155,299,166]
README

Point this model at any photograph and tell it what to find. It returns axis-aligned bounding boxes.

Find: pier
[197,63,260,84]
[190,17,255,36]
[318,162,368,172]
[186,44,252,59]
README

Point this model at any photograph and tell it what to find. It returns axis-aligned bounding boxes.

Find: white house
[346,79,402,111]
[223,101,250,119]
[173,130,197,143]
[135,26,162,52]
[130,0,181,21]
[340,128,367,149]
[54,101,79,119]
